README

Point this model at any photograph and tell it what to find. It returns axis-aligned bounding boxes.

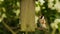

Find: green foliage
[35,0,60,34]
[58,23,60,32]
[0,0,60,34]
[0,0,20,34]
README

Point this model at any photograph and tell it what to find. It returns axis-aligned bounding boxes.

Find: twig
[2,21,17,34]
[51,28,56,34]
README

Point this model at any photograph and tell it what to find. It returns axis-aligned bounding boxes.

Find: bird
[39,16,47,29]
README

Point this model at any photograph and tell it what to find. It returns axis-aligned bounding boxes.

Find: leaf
[57,23,60,31]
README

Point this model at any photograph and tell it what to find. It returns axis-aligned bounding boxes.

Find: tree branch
[2,21,17,34]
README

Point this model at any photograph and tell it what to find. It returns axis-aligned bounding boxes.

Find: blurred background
[0,0,60,34]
